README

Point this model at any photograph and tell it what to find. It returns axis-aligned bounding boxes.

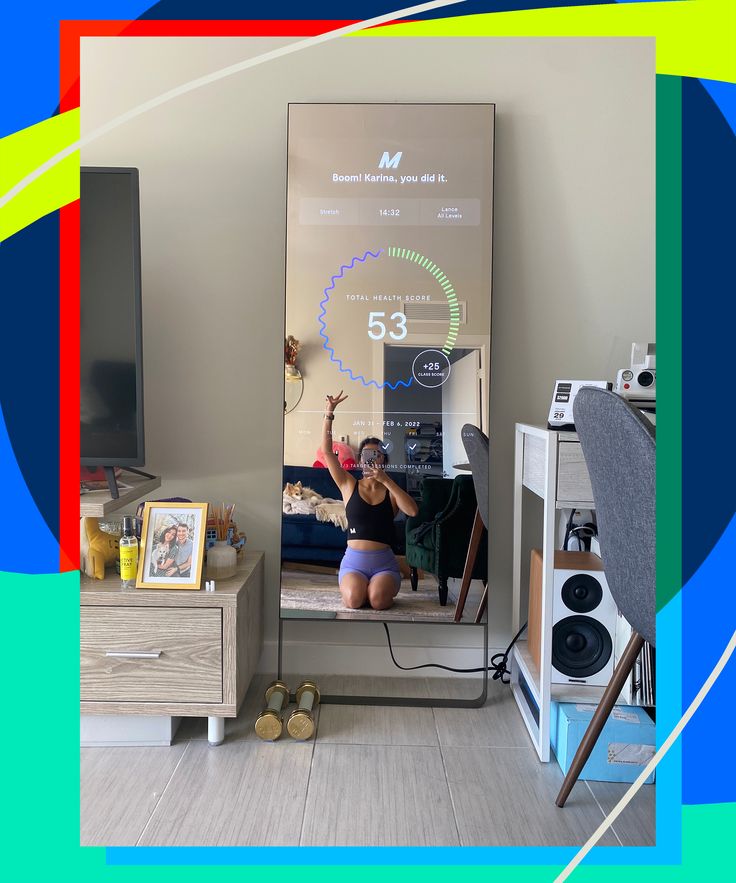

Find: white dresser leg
[208,716,225,746]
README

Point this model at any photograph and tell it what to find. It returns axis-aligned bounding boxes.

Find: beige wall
[81,36,654,654]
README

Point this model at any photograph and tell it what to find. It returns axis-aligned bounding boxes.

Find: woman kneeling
[322,392,418,611]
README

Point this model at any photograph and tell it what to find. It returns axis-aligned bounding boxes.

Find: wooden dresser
[80,551,264,745]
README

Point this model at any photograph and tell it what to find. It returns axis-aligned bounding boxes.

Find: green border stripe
[656,75,682,611]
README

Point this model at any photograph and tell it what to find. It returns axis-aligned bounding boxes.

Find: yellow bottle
[119,516,139,588]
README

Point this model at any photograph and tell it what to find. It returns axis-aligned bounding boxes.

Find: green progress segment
[387,246,459,355]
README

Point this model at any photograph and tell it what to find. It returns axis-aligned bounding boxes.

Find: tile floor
[80,674,656,848]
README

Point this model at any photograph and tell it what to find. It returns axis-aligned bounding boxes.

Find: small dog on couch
[283,481,347,530]
[283,481,321,514]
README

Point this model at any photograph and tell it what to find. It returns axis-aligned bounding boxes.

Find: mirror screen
[282,104,494,623]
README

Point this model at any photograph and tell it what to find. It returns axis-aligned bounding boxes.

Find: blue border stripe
[0,213,60,569]
[139,0,613,22]
[681,76,736,805]
[681,77,736,582]
[108,844,674,867]
[700,79,736,138]
[0,3,151,137]
[682,514,736,805]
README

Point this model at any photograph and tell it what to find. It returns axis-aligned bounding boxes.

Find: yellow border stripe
[360,1,736,84]
[0,110,80,242]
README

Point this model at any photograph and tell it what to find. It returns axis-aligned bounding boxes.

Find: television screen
[80,167,144,466]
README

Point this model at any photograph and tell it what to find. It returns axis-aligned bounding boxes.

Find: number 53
[368,311,407,341]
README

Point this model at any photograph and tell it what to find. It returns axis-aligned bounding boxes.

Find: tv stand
[81,468,161,518]
[81,553,264,746]
[103,465,156,500]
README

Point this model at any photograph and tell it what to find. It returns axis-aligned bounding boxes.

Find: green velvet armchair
[405,475,488,606]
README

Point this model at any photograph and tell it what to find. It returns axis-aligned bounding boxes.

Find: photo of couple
[136,502,208,590]
[149,518,194,579]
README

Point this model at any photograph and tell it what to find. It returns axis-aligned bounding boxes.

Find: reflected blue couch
[281,465,407,567]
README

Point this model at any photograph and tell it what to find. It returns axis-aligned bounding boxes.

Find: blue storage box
[550,701,655,784]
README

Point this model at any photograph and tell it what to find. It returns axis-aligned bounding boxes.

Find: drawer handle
[105,650,162,659]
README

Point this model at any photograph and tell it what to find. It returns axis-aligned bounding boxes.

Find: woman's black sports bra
[345,482,395,546]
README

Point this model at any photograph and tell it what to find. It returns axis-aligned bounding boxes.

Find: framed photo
[136,502,208,590]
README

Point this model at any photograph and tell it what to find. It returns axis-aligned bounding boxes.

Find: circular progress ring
[317,246,459,390]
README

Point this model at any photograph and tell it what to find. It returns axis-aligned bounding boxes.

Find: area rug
[279,571,459,622]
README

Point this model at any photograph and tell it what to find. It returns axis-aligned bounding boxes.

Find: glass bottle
[119,515,139,588]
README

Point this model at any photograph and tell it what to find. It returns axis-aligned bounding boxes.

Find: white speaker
[550,552,618,686]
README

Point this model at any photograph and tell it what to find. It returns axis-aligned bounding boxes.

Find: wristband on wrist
[324,413,335,420]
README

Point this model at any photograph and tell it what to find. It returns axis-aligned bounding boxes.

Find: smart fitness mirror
[281,103,494,629]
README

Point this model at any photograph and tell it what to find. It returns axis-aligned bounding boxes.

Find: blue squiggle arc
[317,248,413,390]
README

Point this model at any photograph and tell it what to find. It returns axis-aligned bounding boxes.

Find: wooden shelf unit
[80,470,161,517]
[80,551,264,746]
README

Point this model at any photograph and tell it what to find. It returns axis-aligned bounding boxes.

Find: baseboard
[81,715,182,747]
[259,639,505,678]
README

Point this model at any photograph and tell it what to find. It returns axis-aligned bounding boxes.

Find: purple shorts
[339,547,401,595]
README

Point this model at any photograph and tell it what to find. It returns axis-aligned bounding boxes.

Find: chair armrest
[434,476,481,565]
[405,478,453,535]
[429,476,475,527]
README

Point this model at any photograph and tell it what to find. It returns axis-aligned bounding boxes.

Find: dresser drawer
[556,442,594,503]
[80,607,222,703]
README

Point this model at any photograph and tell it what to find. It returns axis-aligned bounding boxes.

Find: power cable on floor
[382,621,528,684]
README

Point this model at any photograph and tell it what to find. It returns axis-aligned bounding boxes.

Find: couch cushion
[282,512,347,549]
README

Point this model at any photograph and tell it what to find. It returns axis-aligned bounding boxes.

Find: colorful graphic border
[1,1,734,880]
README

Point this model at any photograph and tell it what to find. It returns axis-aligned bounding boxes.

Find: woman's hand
[363,463,389,484]
[325,391,348,412]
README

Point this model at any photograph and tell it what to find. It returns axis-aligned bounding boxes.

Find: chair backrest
[573,387,656,646]
[461,424,490,529]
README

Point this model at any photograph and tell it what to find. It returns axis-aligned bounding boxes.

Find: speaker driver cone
[552,615,612,678]
[561,573,603,613]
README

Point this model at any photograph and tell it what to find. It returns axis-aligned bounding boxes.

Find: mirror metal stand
[280,103,494,705]
[278,617,489,708]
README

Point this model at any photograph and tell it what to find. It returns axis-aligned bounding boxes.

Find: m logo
[350,528,357,534]
[378,151,402,169]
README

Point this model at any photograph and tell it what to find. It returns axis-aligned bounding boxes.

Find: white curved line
[555,627,736,882]
[0,0,464,211]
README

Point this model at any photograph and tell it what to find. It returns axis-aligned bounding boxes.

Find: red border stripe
[59,20,356,112]
[60,200,80,572]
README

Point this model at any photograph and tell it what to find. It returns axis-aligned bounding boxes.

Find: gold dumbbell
[254,680,290,741]
[286,680,321,740]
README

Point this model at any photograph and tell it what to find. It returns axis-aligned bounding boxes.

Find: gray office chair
[454,424,490,623]
[556,387,656,806]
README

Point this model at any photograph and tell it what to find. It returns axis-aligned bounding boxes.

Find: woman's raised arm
[322,391,352,493]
